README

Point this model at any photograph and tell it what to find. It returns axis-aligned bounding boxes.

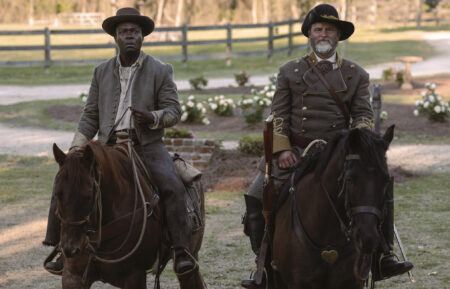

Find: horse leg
[123,270,147,289]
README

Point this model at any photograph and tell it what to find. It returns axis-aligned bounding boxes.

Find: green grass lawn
[0,98,83,131]
[0,154,448,288]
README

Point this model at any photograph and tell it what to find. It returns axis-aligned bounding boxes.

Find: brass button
[350,64,355,68]
[331,123,337,128]
[296,59,300,63]
[302,106,307,110]
[303,117,307,121]
[294,68,299,73]
[301,129,306,133]
[348,74,352,79]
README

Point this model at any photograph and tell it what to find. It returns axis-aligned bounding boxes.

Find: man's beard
[311,38,337,54]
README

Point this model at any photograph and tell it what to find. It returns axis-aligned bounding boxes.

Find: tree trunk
[155,0,166,26]
[252,0,258,23]
[175,0,185,26]
[263,0,271,22]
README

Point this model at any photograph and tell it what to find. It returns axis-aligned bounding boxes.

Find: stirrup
[43,245,63,276]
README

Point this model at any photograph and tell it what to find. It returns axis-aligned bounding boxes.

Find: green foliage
[414,83,449,122]
[207,95,235,116]
[395,70,404,86]
[237,135,264,156]
[382,67,395,81]
[380,110,388,123]
[238,74,275,125]
[180,95,210,125]
[234,71,250,87]
[165,127,194,138]
[189,75,208,90]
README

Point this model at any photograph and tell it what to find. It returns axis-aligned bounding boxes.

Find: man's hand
[131,107,155,125]
[278,150,297,169]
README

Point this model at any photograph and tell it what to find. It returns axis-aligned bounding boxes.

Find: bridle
[56,173,101,227]
[320,153,386,241]
[55,138,157,265]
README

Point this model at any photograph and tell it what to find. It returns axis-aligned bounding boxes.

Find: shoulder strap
[304,56,350,126]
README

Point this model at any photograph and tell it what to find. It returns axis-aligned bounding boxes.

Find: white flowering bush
[207,95,235,116]
[180,95,210,125]
[414,83,449,122]
[237,74,276,124]
[79,90,88,102]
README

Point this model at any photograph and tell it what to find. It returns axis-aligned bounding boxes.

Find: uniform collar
[308,51,343,67]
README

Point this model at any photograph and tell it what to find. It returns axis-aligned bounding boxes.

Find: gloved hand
[130,107,155,126]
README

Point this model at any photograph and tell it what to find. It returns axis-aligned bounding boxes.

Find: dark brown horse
[52,141,205,289]
[270,126,395,289]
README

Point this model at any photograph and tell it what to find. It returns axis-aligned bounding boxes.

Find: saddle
[113,144,204,233]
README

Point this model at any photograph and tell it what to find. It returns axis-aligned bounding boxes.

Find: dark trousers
[135,140,191,249]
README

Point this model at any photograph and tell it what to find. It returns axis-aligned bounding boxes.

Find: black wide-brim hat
[301,4,354,41]
[102,7,155,37]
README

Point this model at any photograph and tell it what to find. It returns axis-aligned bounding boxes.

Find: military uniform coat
[271,53,374,154]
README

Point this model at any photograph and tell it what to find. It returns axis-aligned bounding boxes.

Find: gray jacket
[71,52,181,147]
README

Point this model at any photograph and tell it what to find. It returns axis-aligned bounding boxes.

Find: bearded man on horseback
[241,4,413,288]
[43,7,195,276]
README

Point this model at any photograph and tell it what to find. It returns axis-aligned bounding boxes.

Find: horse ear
[53,143,66,166]
[382,125,395,146]
[83,144,95,168]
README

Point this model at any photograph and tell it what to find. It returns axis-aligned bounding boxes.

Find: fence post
[372,84,382,133]
[226,23,232,67]
[288,19,293,56]
[44,27,51,71]
[268,21,273,62]
[182,24,188,66]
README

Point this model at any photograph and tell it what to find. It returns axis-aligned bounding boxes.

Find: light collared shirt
[114,51,144,131]
[314,51,339,70]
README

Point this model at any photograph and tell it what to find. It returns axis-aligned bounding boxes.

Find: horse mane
[314,128,389,179]
[85,141,133,194]
[58,141,133,195]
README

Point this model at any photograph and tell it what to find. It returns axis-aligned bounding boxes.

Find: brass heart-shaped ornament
[321,250,339,264]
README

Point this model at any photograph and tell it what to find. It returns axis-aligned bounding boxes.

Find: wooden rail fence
[0,19,305,68]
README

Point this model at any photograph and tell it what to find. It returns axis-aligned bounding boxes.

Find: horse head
[344,125,394,280]
[53,143,98,259]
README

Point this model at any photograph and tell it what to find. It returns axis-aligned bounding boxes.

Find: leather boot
[42,189,60,246]
[42,189,64,274]
[173,247,196,274]
[374,177,413,281]
[241,194,265,289]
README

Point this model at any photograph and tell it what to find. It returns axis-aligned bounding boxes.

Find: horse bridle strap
[351,206,383,220]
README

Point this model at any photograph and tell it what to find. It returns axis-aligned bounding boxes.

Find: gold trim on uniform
[273,132,292,154]
[353,117,374,130]
[273,116,284,134]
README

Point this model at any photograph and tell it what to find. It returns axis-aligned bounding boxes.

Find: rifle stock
[254,114,278,285]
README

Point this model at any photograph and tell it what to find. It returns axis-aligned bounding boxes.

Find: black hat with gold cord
[301,4,354,41]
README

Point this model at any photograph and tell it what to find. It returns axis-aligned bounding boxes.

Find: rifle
[254,114,278,285]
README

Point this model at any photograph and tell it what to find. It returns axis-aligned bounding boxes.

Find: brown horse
[52,141,205,289]
[270,126,395,289]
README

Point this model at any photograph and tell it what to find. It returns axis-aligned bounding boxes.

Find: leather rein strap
[305,56,350,126]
